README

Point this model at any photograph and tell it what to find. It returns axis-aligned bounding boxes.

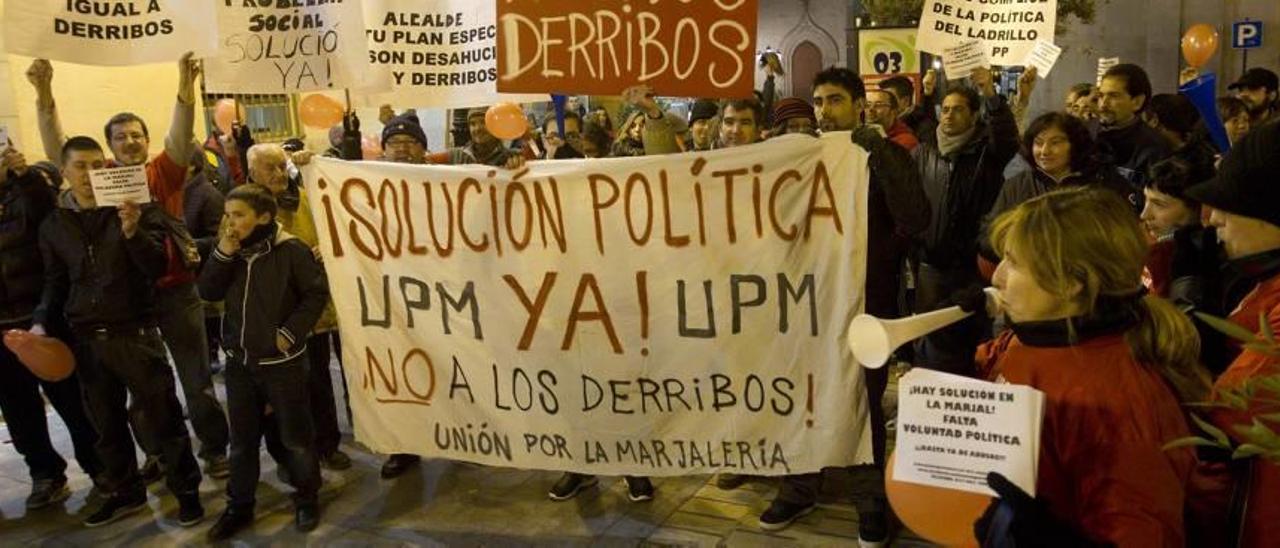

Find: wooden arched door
[790,41,823,101]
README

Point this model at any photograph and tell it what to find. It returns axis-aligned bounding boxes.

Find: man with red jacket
[28,54,230,480]
[1185,121,1280,548]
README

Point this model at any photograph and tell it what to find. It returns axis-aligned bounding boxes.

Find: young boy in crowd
[197,184,329,540]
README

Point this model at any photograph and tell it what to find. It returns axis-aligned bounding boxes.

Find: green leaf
[1260,312,1276,344]
[1243,343,1280,358]
[1163,437,1226,451]
[1259,413,1280,424]
[1232,444,1271,459]
[1196,312,1263,345]
[1190,413,1231,446]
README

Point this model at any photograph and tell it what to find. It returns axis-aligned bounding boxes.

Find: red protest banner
[496,0,758,98]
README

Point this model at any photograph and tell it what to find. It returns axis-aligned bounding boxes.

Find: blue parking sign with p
[1233,21,1262,49]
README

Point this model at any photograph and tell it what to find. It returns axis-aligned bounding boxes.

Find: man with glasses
[865,89,919,153]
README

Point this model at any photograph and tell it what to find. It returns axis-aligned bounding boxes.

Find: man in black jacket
[1095,63,1171,199]
[34,136,203,528]
[756,67,930,545]
[0,144,103,510]
[913,68,1019,375]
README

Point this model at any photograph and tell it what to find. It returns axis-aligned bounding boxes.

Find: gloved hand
[340,111,363,161]
[945,283,994,319]
[851,125,887,152]
[974,472,1106,548]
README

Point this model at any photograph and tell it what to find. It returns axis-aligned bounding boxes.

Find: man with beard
[754,68,928,548]
[1094,64,1172,196]
[29,54,230,482]
[1228,67,1278,128]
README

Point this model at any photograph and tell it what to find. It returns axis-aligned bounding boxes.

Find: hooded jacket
[0,171,57,326]
[35,198,169,330]
[976,305,1196,547]
[915,94,1020,269]
[198,223,328,365]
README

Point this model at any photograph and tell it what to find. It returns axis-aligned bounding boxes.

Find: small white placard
[89,165,151,207]
[942,40,990,79]
[894,368,1045,497]
[1097,57,1121,86]
[1023,41,1063,78]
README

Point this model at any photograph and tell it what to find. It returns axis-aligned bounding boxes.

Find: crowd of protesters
[0,47,1276,547]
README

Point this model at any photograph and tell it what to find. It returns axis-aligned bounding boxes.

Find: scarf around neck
[936,124,977,156]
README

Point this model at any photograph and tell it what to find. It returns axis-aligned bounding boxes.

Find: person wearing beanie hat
[1228,67,1278,126]
[770,97,816,136]
[1183,121,1280,548]
[687,99,719,151]
[381,115,428,165]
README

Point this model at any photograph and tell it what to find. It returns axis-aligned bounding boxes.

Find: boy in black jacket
[198,184,328,540]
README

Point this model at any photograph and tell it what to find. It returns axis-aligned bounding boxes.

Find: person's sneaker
[624,477,655,502]
[758,499,816,531]
[857,509,889,548]
[87,476,108,504]
[320,450,353,471]
[715,473,747,490]
[295,503,319,533]
[206,509,254,542]
[177,493,205,527]
[140,456,163,485]
[547,473,598,501]
[26,477,71,509]
[379,454,420,479]
[204,455,231,479]
[83,491,148,527]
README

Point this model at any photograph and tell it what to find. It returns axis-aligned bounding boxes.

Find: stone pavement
[0,362,935,546]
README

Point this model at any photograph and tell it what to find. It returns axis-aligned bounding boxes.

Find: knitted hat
[381,115,428,148]
[771,97,816,129]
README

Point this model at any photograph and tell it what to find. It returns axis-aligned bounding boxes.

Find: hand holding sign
[1017,66,1038,99]
[623,84,662,119]
[971,65,996,97]
[923,68,939,97]
[118,201,142,239]
[178,51,199,104]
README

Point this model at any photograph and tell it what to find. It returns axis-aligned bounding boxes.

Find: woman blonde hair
[989,186,1210,403]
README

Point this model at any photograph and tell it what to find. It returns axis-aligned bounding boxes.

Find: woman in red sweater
[972,186,1211,547]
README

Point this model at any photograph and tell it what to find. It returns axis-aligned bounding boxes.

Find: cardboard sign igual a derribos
[496,0,758,98]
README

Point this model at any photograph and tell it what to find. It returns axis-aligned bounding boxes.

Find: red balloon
[4,330,75,382]
[212,99,243,136]
[361,134,383,160]
[886,451,991,547]
[1181,24,1220,69]
[485,102,528,140]
[299,94,345,130]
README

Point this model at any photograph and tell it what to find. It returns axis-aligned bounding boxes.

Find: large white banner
[917,0,1057,66]
[3,0,217,66]
[204,1,382,93]
[303,134,874,476]
[360,0,544,108]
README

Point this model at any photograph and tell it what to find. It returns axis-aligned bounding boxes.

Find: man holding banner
[755,68,928,542]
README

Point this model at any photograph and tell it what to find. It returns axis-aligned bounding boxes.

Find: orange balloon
[1181,24,1220,69]
[484,102,528,140]
[4,330,75,382]
[212,99,244,136]
[299,94,345,130]
[886,451,992,547]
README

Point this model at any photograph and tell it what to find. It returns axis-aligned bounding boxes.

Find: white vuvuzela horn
[846,288,997,368]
